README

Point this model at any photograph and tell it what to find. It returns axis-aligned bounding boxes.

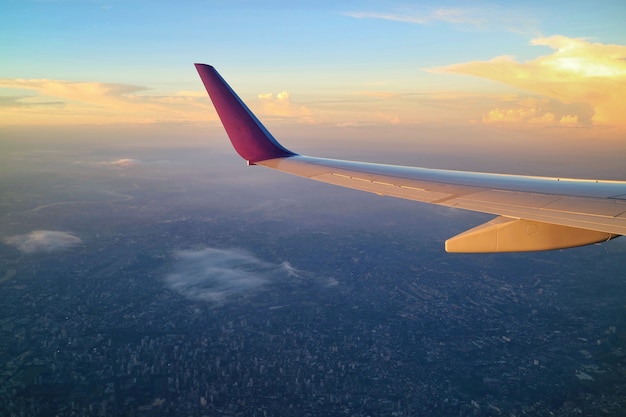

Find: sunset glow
[1,1,624,138]
[438,36,626,127]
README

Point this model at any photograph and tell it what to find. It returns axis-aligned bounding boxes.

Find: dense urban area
[1,144,625,416]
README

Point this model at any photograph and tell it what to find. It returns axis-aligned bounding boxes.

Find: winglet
[195,64,296,164]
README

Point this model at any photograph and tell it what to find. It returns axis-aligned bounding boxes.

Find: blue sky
[1,0,625,139]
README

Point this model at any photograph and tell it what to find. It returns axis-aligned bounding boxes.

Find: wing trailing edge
[195,64,626,253]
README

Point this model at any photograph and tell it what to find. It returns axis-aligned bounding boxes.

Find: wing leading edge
[195,63,626,253]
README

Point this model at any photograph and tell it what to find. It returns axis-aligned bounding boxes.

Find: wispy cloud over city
[4,230,83,253]
[166,248,272,303]
[165,247,335,304]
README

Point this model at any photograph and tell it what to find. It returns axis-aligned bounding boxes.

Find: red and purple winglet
[195,64,296,164]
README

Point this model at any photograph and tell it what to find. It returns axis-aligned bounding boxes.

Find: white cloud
[165,248,272,303]
[165,247,335,304]
[5,230,82,253]
[345,8,483,26]
[344,7,537,33]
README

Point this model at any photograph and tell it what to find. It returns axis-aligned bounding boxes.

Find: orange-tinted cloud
[480,96,580,126]
[257,91,314,123]
[108,158,140,167]
[436,36,626,127]
[0,78,214,125]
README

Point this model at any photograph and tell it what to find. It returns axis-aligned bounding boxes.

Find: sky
[1,0,626,171]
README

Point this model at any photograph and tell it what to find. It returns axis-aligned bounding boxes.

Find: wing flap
[454,190,560,208]
[452,197,626,235]
[541,197,626,217]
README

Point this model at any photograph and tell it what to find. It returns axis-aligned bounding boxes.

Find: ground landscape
[1,133,625,416]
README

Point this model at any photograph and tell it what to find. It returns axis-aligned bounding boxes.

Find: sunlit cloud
[0,78,145,104]
[0,78,215,125]
[560,115,579,125]
[5,230,82,253]
[0,95,64,109]
[482,107,535,124]
[257,91,314,123]
[479,96,579,126]
[435,36,626,128]
[73,158,143,168]
[108,158,140,167]
[359,91,399,100]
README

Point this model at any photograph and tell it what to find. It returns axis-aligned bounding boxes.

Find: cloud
[527,112,556,124]
[257,91,313,122]
[73,158,143,168]
[165,248,334,304]
[345,8,484,26]
[0,79,146,104]
[5,230,82,253]
[344,7,537,33]
[0,96,64,108]
[559,115,579,125]
[108,158,140,167]
[479,96,578,126]
[482,107,535,123]
[435,36,626,127]
[0,78,215,125]
[165,248,268,303]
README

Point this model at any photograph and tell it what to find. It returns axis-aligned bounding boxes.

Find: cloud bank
[5,230,83,253]
[0,78,214,125]
[436,36,626,127]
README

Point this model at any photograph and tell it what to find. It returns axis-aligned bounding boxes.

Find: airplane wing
[195,63,626,253]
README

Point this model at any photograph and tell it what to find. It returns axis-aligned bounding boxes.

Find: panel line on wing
[399,185,426,192]
[454,201,626,235]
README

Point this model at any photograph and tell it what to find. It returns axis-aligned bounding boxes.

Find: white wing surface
[195,64,626,253]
